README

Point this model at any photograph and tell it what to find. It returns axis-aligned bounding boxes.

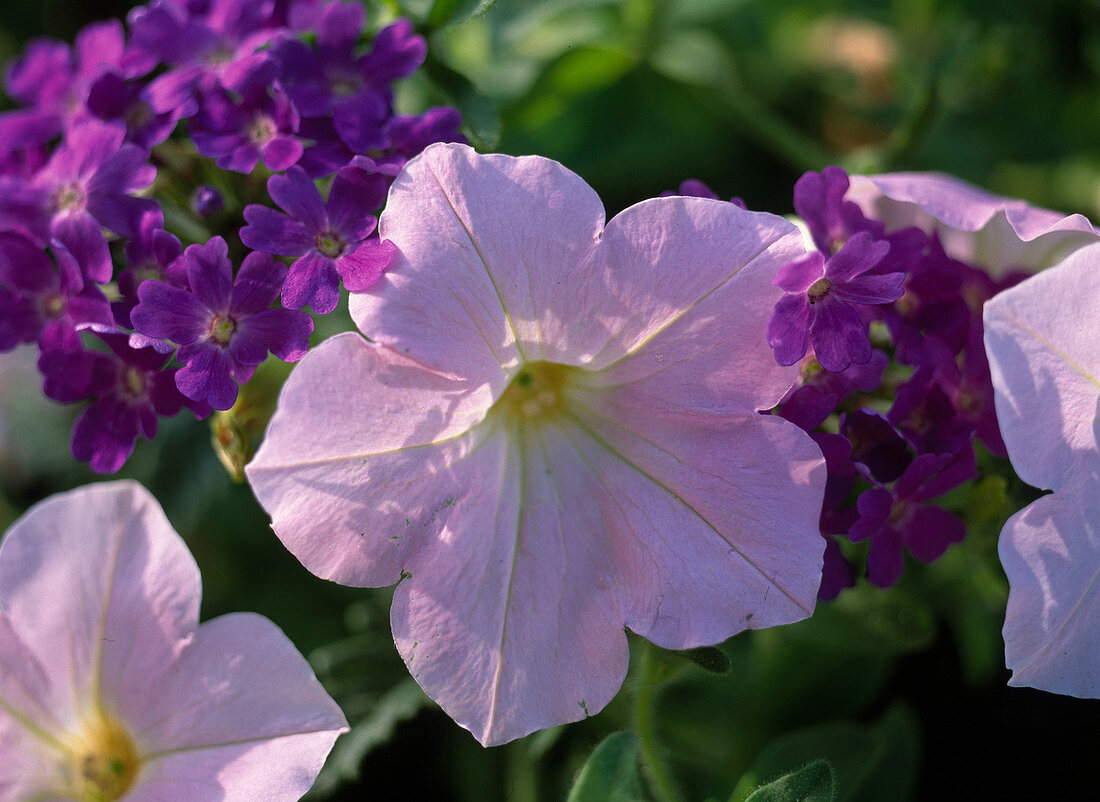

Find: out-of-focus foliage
[4,0,1100,799]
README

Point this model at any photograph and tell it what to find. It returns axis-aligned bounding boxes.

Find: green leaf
[427,0,500,29]
[729,705,919,802]
[422,53,502,150]
[567,731,647,802]
[743,760,836,802]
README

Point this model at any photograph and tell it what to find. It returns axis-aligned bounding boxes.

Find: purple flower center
[39,292,66,319]
[52,183,86,213]
[807,277,832,304]
[124,101,155,131]
[314,232,345,258]
[327,69,364,97]
[248,116,277,146]
[120,366,148,400]
[205,42,237,68]
[209,314,237,346]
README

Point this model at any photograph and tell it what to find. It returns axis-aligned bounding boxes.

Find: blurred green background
[3,0,1100,799]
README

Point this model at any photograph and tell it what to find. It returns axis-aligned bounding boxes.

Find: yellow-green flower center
[62,712,141,802]
[210,314,237,346]
[315,232,345,258]
[807,277,832,303]
[495,361,575,423]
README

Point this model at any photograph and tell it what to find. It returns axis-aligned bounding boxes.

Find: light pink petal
[585,199,807,412]
[563,397,826,644]
[131,730,340,801]
[849,172,1098,274]
[0,614,61,800]
[983,243,1100,490]
[392,419,627,747]
[355,142,607,387]
[134,612,345,795]
[0,481,200,727]
[1000,491,1100,696]
[246,333,497,586]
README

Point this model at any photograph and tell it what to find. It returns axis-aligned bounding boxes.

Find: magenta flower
[0,480,347,800]
[241,165,395,313]
[766,230,903,372]
[38,333,209,473]
[28,119,158,283]
[131,236,314,410]
[984,242,1100,696]
[247,143,826,745]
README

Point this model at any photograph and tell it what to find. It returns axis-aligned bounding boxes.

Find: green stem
[634,642,684,802]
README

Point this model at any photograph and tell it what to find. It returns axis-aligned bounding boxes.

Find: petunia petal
[983,243,1100,490]
[584,198,808,412]
[357,142,607,387]
[849,171,1099,275]
[246,333,497,586]
[999,491,1100,696]
[0,482,200,727]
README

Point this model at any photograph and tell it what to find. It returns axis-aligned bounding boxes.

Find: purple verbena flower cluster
[766,167,1026,594]
[0,0,465,473]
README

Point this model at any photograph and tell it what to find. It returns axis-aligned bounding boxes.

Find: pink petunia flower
[984,242,1100,697]
[846,171,1099,275]
[0,481,347,799]
[246,142,827,746]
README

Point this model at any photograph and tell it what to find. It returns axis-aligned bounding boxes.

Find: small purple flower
[86,69,183,148]
[0,232,113,352]
[840,408,911,484]
[888,365,975,456]
[29,119,158,282]
[192,183,225,216]
[130,0,279,117]
[38,333,209,473]
[114,209,187,330]
[766,230,902,372]
[190,83,302,174]
[131,236,314,410]
[848,447,977,587]
[241,165,396,313]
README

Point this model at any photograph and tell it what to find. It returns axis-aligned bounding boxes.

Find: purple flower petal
[328,166,387,241]
[766,293,811,366]
[175,342,239,410]
[231,307,313,365]
[266,166,327,232]
[183,237,233,313]
[132,280,210,343]
[337,237,394,292]
[808,296,870,372]
[241,204,314,255]
[229,251,287,315]
[282,251,340,313]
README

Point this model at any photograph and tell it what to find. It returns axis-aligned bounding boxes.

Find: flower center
[120,366,147,399]
[209,314,237,346]
[248,116,277,146]
[39,292,66,319]
[315,231,345,258]
[807,277,832,303]
[327,69,364,97]
[495,361,574,423]
[123,100,154,131]
[52,183,86,213]
[62,711,141,802]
